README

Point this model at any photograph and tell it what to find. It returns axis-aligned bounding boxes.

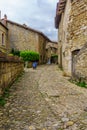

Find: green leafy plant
[0,96,6,106]
[0,87,10,106]
[20,51,39,62]
[11,48,20,57]
[75,81,87,88]
[51,54,58,58]
[69,79,87,88]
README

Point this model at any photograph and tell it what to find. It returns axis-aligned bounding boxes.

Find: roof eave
[7,20,51,42]
[0,21,8,30]
[55,0,66,29]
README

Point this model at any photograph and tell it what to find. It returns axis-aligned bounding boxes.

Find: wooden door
[72,49,80,76]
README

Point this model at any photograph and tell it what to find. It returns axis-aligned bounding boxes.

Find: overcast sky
[0,0,58,41]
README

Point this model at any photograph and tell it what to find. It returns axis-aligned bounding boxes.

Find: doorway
[71,49,80,76]
[60,46,62,68]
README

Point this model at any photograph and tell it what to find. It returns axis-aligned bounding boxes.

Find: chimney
[2,14,7,26]
[23,23,27,27]
[4,14,7,20]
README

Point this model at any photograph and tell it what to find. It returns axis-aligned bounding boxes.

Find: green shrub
[20,51,39,62]
[0,87,10,106]
[51,54,58,58]
[76,81,87,88]
[69,79,87,88]
[11,48,20,57]
[0,96,6,106]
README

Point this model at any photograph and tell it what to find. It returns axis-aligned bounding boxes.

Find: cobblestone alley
[0,65,87,130]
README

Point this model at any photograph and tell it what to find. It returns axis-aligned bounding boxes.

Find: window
[2,33,4,45]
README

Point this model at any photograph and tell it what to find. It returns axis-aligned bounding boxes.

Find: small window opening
[2,33,4,45]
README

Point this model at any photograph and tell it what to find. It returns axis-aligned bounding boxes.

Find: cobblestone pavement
[0,65,87,130]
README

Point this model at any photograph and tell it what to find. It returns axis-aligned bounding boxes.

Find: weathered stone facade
[0,19,24,95]
[0,52,24,95]
[55,0,87,80]
[66,0,87,76]
[1,18,51,64]
[7,21,39,52]
[38,34,48,63]
[55,0,71,73]
[46,41,58,63]
[0,22,8,52]
[74,43,87,82]
[0,13,54,95]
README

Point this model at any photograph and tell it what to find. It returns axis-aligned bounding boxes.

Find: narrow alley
[0,65,87,130]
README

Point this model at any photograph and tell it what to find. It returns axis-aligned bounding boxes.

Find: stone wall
[57,0,87,76]
[6,21,50,64]
[74,43,87,83]
[67,0,87,49]
[0,52,24,95]
[0,23,8,52]
[66,0,87,75]
[58,0,71,70]
[1,17,51,64]
[46,42,58,63]
[58,13,64,68]
[7,21,39,52]
[38,35,47,64]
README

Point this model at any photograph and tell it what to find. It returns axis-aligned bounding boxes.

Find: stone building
[0,22,8,52]
[55,0,87,81]
[0,17,24,95]
[46,41,58,64]
[1,15,51,64]
[74,43,87,82]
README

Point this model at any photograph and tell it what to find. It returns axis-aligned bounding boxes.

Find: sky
[0,0,58,41]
